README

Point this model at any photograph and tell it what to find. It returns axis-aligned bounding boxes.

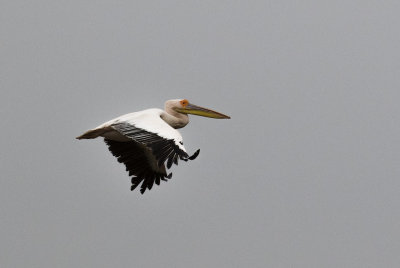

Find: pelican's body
[77,99,230,194]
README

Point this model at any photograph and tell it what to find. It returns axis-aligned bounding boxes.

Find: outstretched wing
[104,112,199,194]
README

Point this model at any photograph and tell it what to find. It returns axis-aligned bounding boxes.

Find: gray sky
[2,0,400,267]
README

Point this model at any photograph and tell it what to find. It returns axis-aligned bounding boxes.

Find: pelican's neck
[161,106,189,129]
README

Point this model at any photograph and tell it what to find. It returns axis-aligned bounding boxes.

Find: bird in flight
[76,99,230,194]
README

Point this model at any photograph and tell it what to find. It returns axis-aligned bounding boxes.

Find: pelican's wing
[104,109,199,193]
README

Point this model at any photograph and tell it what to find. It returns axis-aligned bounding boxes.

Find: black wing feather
[104,122,199,194]
[105,139,172,194]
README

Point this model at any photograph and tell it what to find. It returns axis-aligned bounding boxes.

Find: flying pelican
[76,99,230,194]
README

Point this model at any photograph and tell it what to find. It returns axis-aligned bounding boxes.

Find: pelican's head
[167,99,230,119]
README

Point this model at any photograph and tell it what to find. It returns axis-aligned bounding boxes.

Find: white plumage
[97,109,186,151]
[77,99,230,194]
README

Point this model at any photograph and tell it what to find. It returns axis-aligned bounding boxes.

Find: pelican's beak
[176,103,231,119]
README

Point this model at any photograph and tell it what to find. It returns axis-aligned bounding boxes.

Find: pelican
[76,99,230,194]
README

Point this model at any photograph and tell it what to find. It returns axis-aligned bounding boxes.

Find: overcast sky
[2,1,400,267]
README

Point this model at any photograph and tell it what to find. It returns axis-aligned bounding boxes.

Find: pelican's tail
[76,128,105,139]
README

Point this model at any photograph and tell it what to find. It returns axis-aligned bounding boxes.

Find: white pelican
[76,99,230,194]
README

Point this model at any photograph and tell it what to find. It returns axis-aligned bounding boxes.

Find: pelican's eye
[180,99,189,107]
